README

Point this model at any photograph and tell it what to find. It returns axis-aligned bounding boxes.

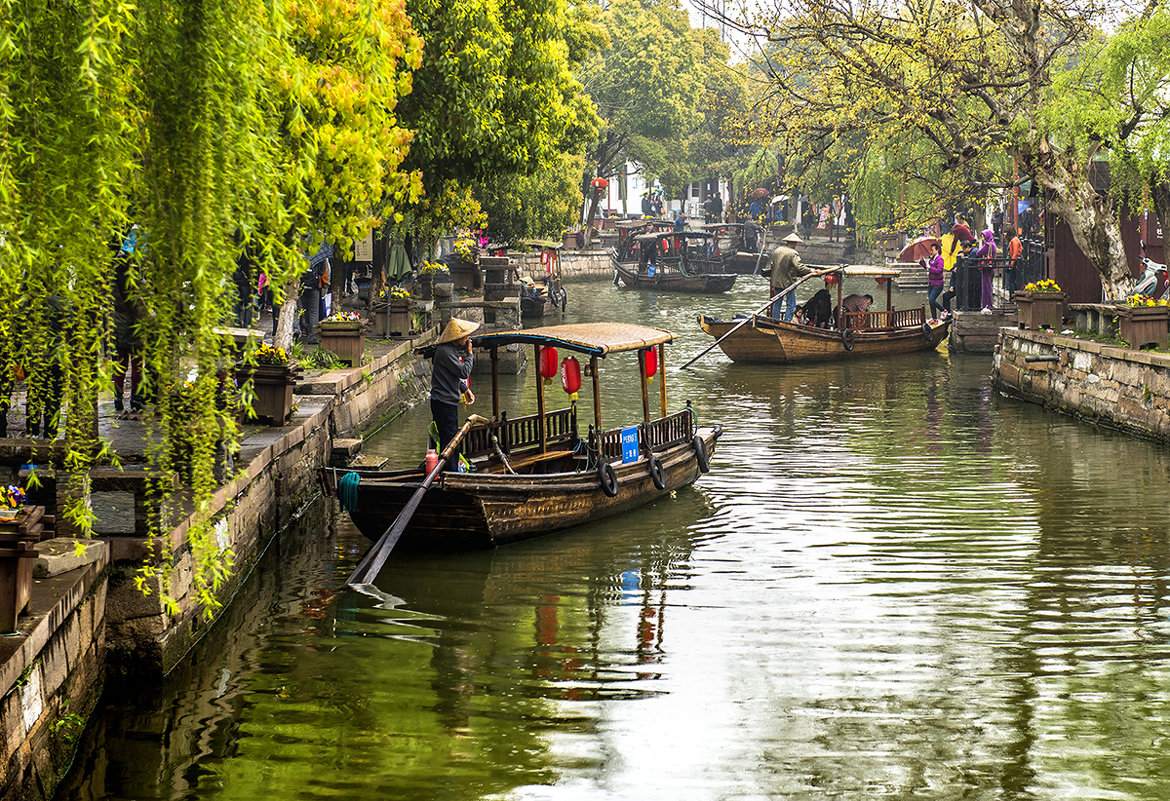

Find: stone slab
[34,539,108,579]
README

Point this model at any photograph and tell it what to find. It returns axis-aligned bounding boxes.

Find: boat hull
[613,263,736,294]
[326,426,721,550]
[698,315,948,363]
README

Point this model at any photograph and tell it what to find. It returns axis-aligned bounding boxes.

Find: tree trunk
[1033,157,1133,299]
[274,279,299,352]
[1149,179,1170,260]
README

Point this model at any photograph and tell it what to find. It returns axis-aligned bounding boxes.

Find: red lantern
[875,276,889,285]
[643,347,658,382]
[824,273,840,287]
[560,356,581,399]
[591,177,609,189]
[539,346,559,380]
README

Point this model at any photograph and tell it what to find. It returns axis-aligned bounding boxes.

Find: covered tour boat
[321,323,722,550]
[698,264,948,363]
[614,231,737,293]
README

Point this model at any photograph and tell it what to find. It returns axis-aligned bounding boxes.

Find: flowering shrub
[252,343,290,365]
[1023,279,1062,293]
[323,311,361,322]
[1126,294,1169,307]
[0,485,26,511]
[453,237,477,261]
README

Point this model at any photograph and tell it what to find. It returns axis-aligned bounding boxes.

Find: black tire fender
[922,321,934,341]
[647,452,666,490]
[841,328,855,352]
[559,286,568,311]
[692,435,711,473]
[598,461,619,497]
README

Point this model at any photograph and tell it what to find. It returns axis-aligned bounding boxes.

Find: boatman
[766,232,816,321]
[431,317,479,471]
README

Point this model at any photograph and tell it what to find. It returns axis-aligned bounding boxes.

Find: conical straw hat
[436,317,480,345]
[782,232,803,245]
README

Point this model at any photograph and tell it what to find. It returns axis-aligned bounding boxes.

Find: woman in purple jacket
[921,243,945,321]
[974,228,997,313]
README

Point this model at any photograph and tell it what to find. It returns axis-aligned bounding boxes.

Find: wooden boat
[609,219,673,273]
[613,231,737,293]
[698,264,949,363]
[519,241,566,318]
[703,222,768,274]
[321,323,722,550]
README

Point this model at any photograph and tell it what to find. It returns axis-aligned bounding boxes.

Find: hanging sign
[620,427,640,464]
[353,231,374,262]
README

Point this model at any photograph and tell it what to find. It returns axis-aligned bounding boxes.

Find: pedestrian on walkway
[974,229,998,313]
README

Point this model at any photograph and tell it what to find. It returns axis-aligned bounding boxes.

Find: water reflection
[59,275,1170,801]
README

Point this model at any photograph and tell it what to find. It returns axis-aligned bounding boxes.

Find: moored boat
[519,241,566,318]
[697,264,948,363]
[613,231,737,294]
[322,323,722,549]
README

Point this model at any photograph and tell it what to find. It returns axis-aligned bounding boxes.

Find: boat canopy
[476,322,675,356]
[805,263,902,278]
[633,230,713,243]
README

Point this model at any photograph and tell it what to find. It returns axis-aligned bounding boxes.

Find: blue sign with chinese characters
[620,427,640,464]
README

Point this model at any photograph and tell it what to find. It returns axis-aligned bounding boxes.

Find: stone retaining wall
[0,542,107,801]
[104,333,435,678]
[992,328,1170,441]
[518,250,613,279]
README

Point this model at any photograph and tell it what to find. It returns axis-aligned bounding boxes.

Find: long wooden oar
[680,266,842,371]
[751,228,769,276]
[347,414,487,590]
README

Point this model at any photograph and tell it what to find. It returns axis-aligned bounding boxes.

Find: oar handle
[347,414,488,588]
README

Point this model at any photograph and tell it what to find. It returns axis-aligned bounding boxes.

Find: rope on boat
[338,471,361,513]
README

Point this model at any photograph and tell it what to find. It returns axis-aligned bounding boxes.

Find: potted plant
[417,261,449,301]
[449,236,481,290]
[372,288,390,336]
[236,343,300,424]
[387,286,412,336]
[1116,295,1170,350]
[1013,279,1066,330]
[0,485,39,633]
[318,311,364,366]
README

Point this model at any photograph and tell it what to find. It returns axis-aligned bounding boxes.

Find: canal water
[62,274,1170,800]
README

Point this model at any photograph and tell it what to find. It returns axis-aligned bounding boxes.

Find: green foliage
[2,0,421,617]
[394,0,598,239]
[475,153,587,242]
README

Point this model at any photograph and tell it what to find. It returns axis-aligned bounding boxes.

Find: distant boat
[698,265,949,363]
[613,231,737,294]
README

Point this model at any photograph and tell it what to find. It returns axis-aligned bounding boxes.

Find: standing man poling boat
[430,318,479,471]
[766,232,816,321]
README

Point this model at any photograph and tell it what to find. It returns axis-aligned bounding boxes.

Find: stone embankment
[0,327,437,801]
[993,328,1170,441]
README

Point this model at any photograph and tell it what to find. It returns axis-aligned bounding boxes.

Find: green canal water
[61,275,1170,800]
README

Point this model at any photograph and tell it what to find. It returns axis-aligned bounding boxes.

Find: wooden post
[535,344,546,453]
[886,279,893,311]
[591,355,601,431]
[657,343,667,418]
[491,346,500,419]
[638,349,650,423]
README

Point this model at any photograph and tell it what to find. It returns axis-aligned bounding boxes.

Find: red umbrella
[898,235,941,263]
[749,188,769,199]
